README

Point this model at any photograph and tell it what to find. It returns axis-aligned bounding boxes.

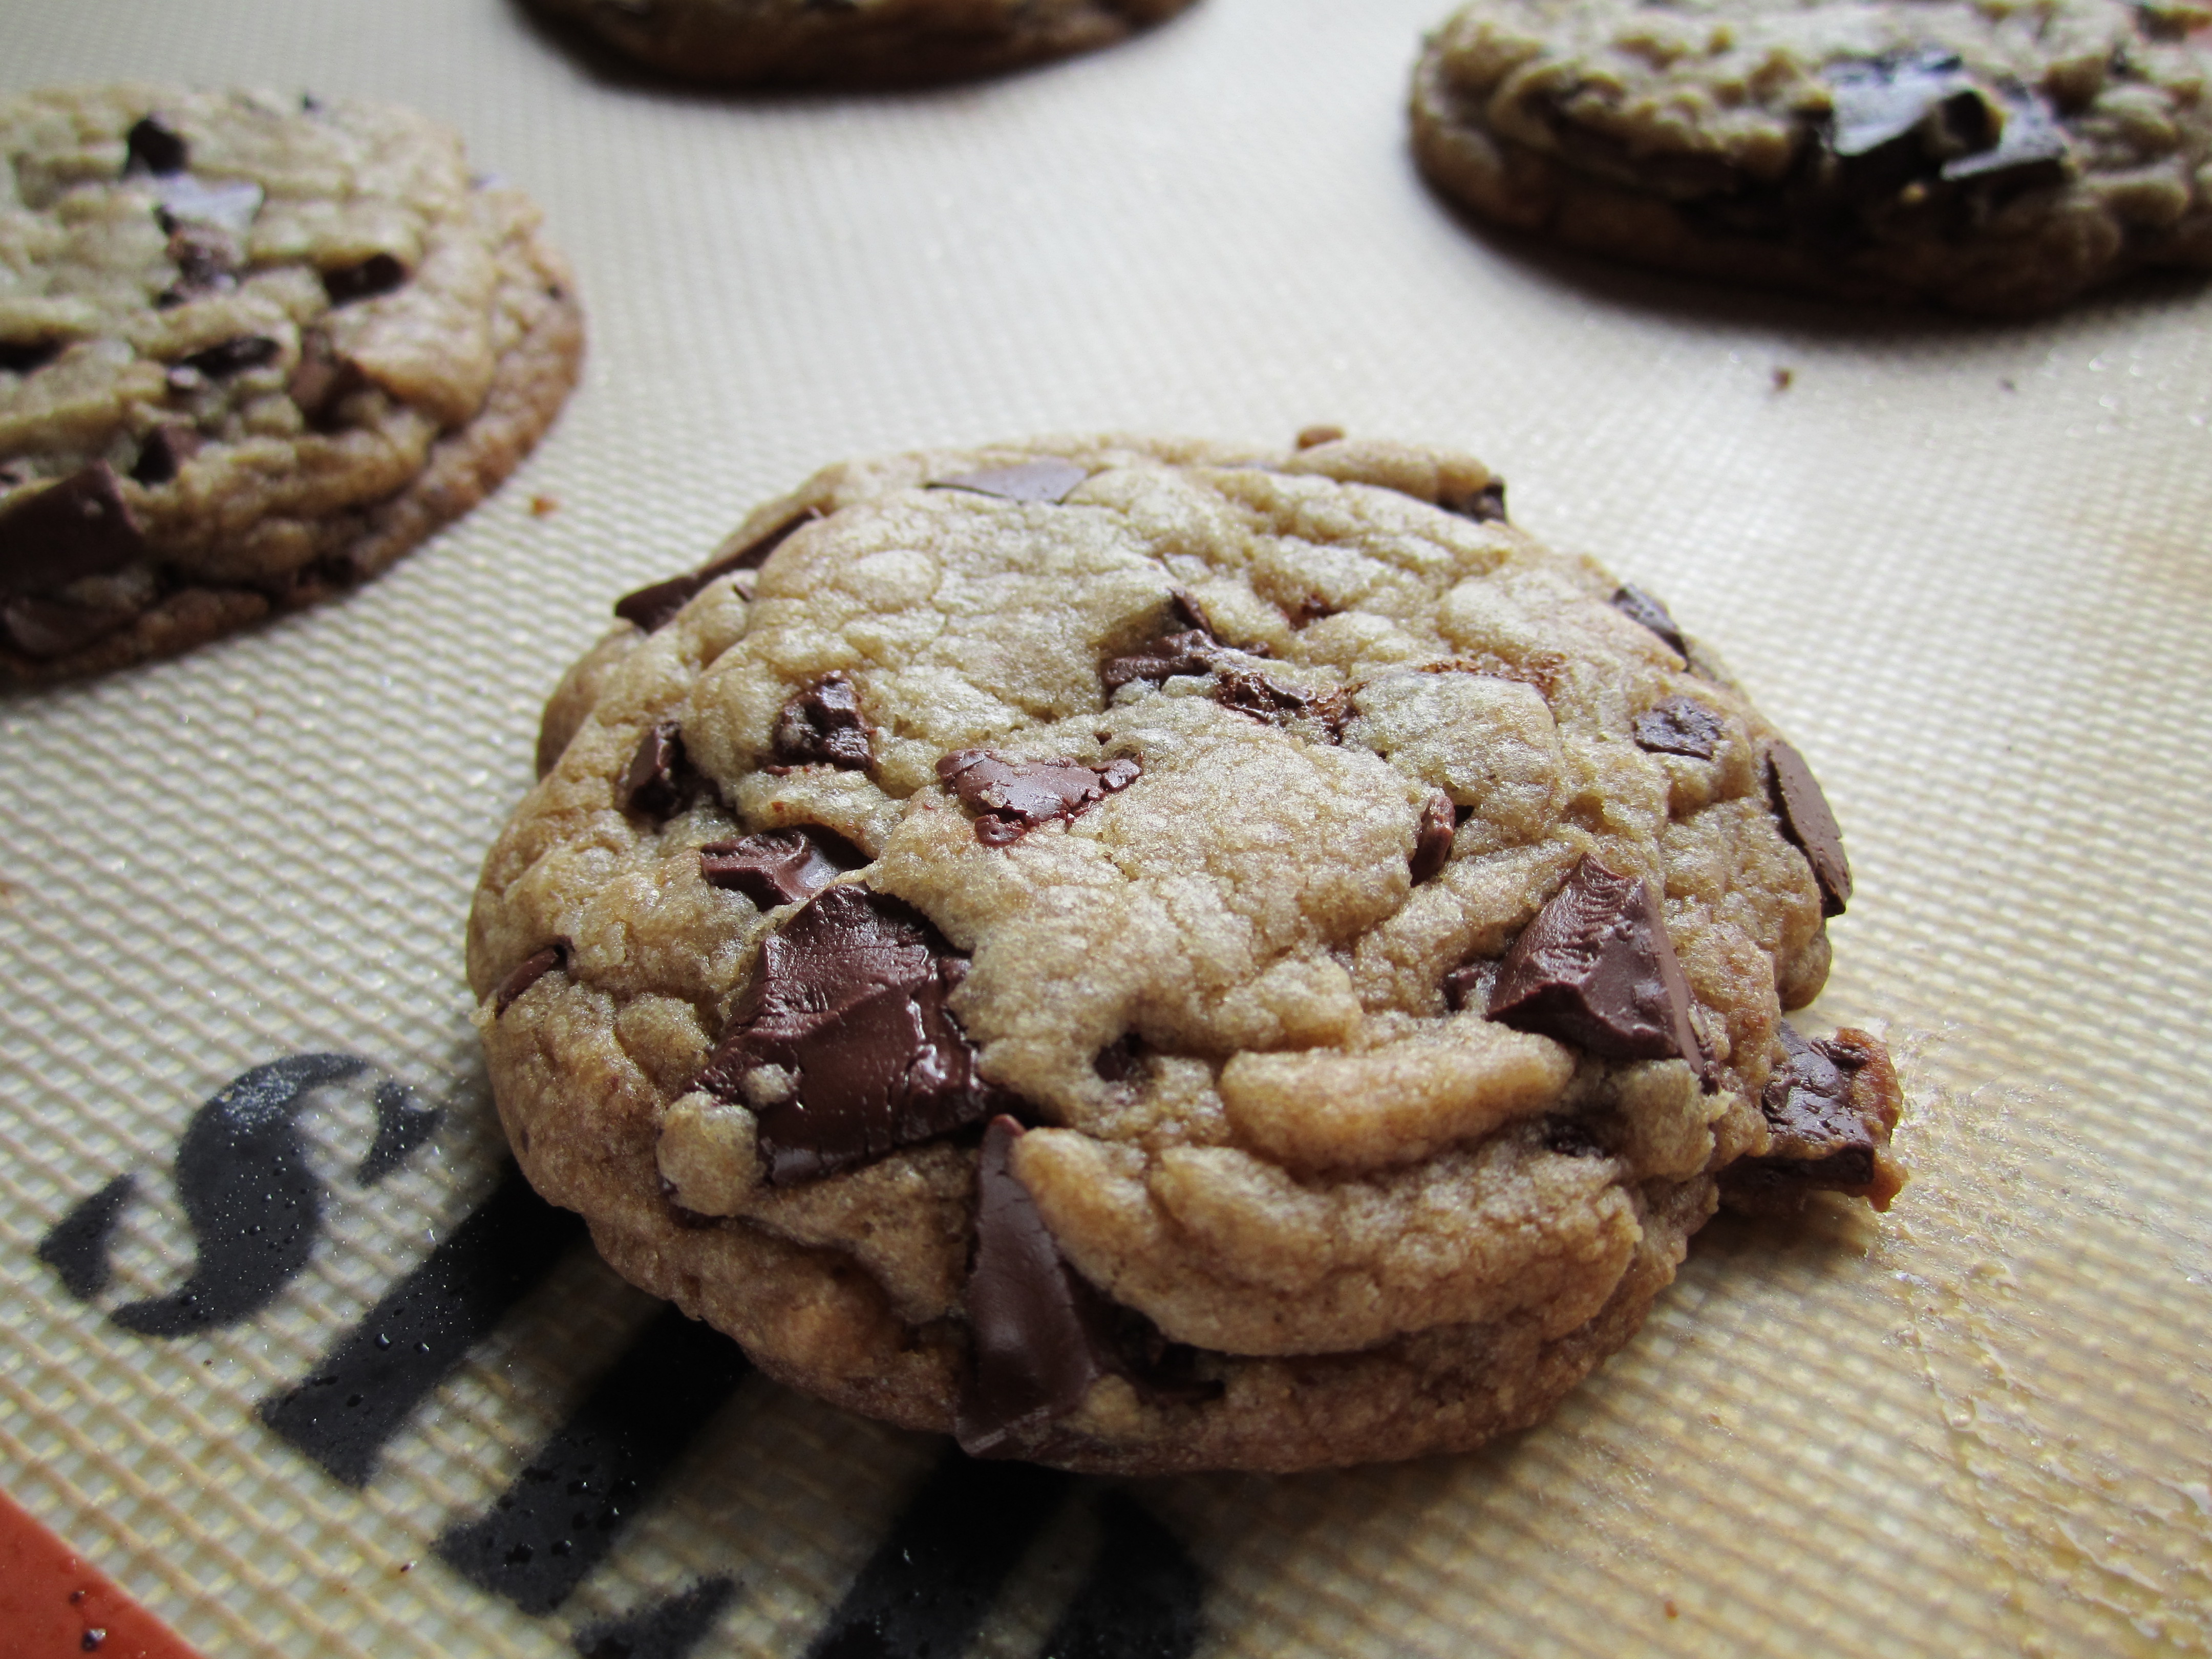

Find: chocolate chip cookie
[1,86,583,684]
[524,0,1199,87]
[1409,0,2212,313]
[468,433,1903,1475]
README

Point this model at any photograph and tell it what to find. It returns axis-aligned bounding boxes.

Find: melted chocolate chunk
[0,339,63,375]
[1100,628,1230,695]
[1213,669,1346,738]
[1164,586,1212,634]
[158,222,240,306]
[699,826,862,908]
[929,458,1091,505]
[612,508,822,633]
[771,671,871,770]
[1721,1024,1882,1202]
[1486,857,1705,1069]
[1633,696,1725,759]
[323,253,407,306]
[696,887,1005,1184]
[1766,743,1852,916]
[0,462,146,600]
[124,115,189,176]
[937,751,1141,846]
[1409,790,1456,884]
[620,720,692,820]
[1611,585,1688,659]
[180,334,280,379]
[1445,480,1508,523]
[130,423,203,486]
[493,941,570,1015]
[2,594,136,659]
[288,330,365,424]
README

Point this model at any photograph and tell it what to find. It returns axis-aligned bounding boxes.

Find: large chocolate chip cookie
[469,433,1902,1474]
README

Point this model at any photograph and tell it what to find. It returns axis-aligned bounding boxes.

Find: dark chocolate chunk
[698,825,862,908]
[612,507,821,633]
[1409,790,1456,884]
[620,720,691,820]
[1092,1033,1143,1083]
[1486,857,1705,1069]
[180,334,281,379]
[493,941,570,1015]
[134,422,208,486]
[696,886,1005,1184]
[1826,50,1989,160]
[1540,1116,1608,1158]
[1442,957,1496,1014]
[929,458,1091,505]
[124,115,189,176]
[0,339,63,375]
[1719,1023,1882,1203]
[1766,742,1852,916]
[1445,480,1509,523]
[956,1116,1118,1457]
[322,252,407,306]
[288,330,365,424]
[1165,586,1212,634]
[1101,628,1231,695]
[1611,585,1688,659]
[771,670,871,770]
[1633,696,1724,760]
[3,594,136,659]
[1942,89,2070,186]
[1213,668,1346,737]
[937,750,1141,846]
[0,461,146,600]
[158,222,241,308]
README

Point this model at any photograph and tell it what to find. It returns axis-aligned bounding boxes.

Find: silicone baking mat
[4,1,2208,1653]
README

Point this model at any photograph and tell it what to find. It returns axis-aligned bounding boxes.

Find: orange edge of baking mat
[0,1486,201,1659]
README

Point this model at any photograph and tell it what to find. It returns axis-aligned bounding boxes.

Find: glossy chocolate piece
[1942,89,2069,186]
[1610,584,1688,659]
[1766,742,1852,916]
[1213,669,1346,737]
[323,253,407,306]
[1487,857,1705,1069]
[698,826,862,908]
[494,941,570,1015]
[1101,628,1230,695]
[929,458,1092,505]
[620,720,691,819]
[612,507,821,633]
[771,670,871,770]
[696,886,1003,1185]
[1632,696,1724,759]
[1826,50,1989,160]
[124,115,189,176]
[180,334,280,379]
[0,462,146,600]
[937,750,1141,846]
[130,424,203,486]
[1409,790,1456,884]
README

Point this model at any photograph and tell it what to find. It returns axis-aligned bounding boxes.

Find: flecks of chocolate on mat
[771,670,871,770]
[1633,696,1724,759]
[698,826,863,908]
[696,887,1008,1185]
[612,506,822,633]
[0,461,146,598]
[928,458,1092,505]
[494,940,570,1016]
[937,750,1141,846]
[1487,857,1705,1071]
[1610,584,1688,660]
[1409,790,1457,884]
[1766,742,1852,916]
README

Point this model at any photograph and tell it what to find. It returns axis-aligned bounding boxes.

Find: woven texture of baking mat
[4,0,2208,1654]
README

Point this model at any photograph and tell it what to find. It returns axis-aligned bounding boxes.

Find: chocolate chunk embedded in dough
[696,886,1004,1185]
[1445,480,1508,524]
[612,507,822,633]
[130,423,203,486]
[180,334,280,379]
[2,594,136,659]
[956,1116,1119,1457]
[1213,669,1346,737]
[322,253,407,306]
[1610,585,1688,659]
[1487,857,1705,1068]
[0,339,63,375]
[621,720,692,819]
[929,458,1091,504]
[1409,790,1456,884]
[1766,742,1852,916]
[1101,629,1231,695]
[494,940,570,1015]
[159,222,240,306]
[0,462,146,599]
[698,826,862,908]
[1720,1025,1903,1211]
[124,115,189,176]
[937,750,1141,846]
[1942,89,2069,186]
[1632,696,1724,759]
[1826,50,1990,161]
[288,330,365,423]
[771,670,871,770]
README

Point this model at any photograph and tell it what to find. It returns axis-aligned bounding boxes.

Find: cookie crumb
[1296,424,1345,449]
[1665,1599,1680,1619]
[1771,367,1794,392]
[530,494,560,517]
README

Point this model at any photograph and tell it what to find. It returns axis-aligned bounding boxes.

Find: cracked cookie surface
[1410,0,2212,313]
[469,433,1902,1474]
[524,0,1199,87]
[0,85,583,683]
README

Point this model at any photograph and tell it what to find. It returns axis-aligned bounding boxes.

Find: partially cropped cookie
[0,86,583,683]
[1410,0,2212,313]
[469,433,1903,1475]
[525,0,1199,87]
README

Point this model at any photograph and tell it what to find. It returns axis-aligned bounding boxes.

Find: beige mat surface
[4,1,2209,1653]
